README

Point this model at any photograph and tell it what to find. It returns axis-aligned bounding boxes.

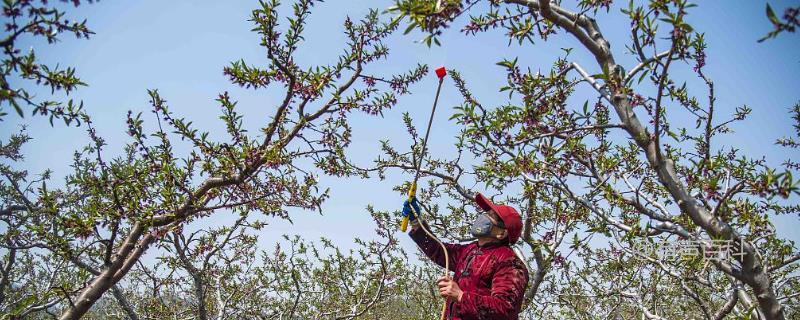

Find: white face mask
[470,213,494,237]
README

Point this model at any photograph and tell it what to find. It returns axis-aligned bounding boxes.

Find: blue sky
[3,0,799,257]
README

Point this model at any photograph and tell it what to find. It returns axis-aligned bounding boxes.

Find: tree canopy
[1,0,798,319]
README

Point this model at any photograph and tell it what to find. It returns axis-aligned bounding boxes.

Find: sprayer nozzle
[435,66,447,79]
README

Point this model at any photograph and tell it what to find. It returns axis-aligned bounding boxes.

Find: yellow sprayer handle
[400,182,418,232]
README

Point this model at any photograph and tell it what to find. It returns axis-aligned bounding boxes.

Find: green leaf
[403,21,418,35]
[495,57,518,69]
[667,130,680,142]
[637,69,649,85]
[766,3,781,26]
[10,98,23,118]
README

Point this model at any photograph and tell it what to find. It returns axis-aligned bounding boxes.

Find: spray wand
[401,66,451,320]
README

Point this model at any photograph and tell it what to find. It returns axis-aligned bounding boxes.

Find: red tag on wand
[435,66,447,79]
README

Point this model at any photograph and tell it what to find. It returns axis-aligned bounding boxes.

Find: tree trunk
[59,224,154,320]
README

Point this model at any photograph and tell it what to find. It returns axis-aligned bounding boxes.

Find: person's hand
[402,197,420,222]
[436,276,463,302]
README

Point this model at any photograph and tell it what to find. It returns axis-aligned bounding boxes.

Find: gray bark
[58,223,154,320]
[111,285,140,320]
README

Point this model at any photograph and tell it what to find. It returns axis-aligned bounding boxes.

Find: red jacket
[410,226,529,320]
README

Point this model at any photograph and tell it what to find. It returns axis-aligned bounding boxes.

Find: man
[402,193,529,320]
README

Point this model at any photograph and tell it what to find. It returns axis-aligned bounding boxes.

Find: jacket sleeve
[408,223,464,273]
[454,258,529,319]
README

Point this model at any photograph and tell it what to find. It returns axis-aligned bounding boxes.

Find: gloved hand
[402,197,421,222]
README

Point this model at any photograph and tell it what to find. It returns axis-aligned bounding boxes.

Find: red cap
[435,66,447,79]
[474,193,522,244]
